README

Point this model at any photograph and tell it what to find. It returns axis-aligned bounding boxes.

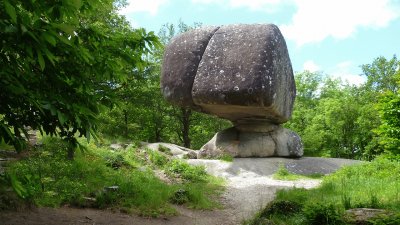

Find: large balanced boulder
[192,24,295,124]
[161,23,302,158]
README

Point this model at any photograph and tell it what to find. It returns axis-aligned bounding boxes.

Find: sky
[120,0,400,85]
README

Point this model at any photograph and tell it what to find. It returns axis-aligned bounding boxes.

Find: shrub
[166,159,207,182]
[158,145,173,156]
[260,200,302,218]
[304,203,344,225]
[169,188,189,205]
[147,149,169,167]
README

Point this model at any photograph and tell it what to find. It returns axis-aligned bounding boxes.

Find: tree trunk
[67,148,74,160]
[123,109,128,138]
[181,108,191,148]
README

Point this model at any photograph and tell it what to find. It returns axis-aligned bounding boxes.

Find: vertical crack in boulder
[161,26,220,108]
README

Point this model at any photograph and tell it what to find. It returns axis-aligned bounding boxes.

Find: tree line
[287,56,400,159]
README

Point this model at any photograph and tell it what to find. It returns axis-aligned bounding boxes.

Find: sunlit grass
[246,155,400,225]
[1,136,224,216]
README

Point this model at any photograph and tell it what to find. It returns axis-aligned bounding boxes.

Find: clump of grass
[1,137,224,216]
[273,163,324,181]
[158,145,173,156]
[201,153,234,162]
[216,154,234,162]
[165,159,208,182]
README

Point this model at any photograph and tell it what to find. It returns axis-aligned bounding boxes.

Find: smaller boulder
[198,126,303,158]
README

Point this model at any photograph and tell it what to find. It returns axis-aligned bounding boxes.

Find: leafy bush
[158,145,173,156]
[169,189,189,205]
[104,154,129,169]
[304,203,344,225]
[260,200,302,218]
[166,159,207,182]
[147,149,170,167]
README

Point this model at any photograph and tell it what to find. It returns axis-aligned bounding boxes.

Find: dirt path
[0,157,358,225]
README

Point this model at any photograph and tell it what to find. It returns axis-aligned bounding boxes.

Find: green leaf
[20,24,28,33]
[4,1,17,23]
[57,111,67,125]
[57,35,72,46]
[71,0,82,9]
[43,48,56,65]
[37,50,45,71]
[26,46,33,58]
[53,24,75,35]
[42,33,57,46]
[9,173,28,199]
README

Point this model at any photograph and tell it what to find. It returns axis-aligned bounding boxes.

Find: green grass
[273,164,324,181]
[0,137,224,216]
[246,155,400,225]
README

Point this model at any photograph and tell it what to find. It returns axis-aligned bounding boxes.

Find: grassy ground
[0,137,224,217]
[245,155,400,225]
[273,163,324,180]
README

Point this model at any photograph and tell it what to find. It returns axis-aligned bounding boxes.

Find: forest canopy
[0,0,158,155]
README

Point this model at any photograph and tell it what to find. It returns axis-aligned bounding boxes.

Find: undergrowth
[245,155,400,225]
[0,137,224,216]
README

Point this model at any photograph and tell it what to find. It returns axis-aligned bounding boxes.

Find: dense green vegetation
[286,56,400,159]
[245,156,400,225]
[0,0,159,155]
[0,137,223,216]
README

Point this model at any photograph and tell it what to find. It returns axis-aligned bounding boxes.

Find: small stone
[104,186,119,192]
[110,144,123,150]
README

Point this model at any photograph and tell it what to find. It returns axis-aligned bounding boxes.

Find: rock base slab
[198,126,303,158]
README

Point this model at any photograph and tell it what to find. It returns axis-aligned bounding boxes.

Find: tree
[362,55,399,93]
[372,64,400,155]
[0,0,158,157]
[360,55,400,157]
[157,20,200,148]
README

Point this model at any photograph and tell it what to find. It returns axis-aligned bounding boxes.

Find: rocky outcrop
[198,126,303,158]
[161,23,302,158]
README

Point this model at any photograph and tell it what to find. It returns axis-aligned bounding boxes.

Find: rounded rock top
[161,23,296,125]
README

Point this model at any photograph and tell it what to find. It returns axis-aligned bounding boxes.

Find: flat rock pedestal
[161,23,303,158]
[199,120,303,158]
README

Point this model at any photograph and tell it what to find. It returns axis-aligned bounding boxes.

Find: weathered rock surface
[142,142,197,159]
[192,24,295,123]
[344,208,393,224]
[161,26,220,107]
[199,126,303,158]
[161,23,302,158]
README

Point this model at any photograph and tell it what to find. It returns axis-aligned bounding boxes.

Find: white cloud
[303,60,320,72]
[330,61,366,86]
[192,0,285,12]
[281,0,400,46]
[119,0,168,16]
